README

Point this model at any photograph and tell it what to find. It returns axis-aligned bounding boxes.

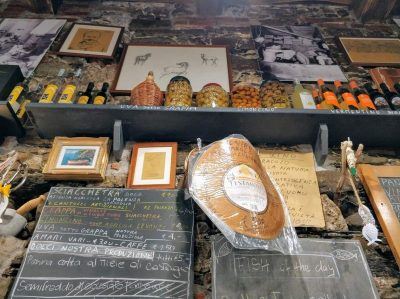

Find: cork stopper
[146,71,155,81]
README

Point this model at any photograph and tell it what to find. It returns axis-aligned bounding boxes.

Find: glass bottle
[380,83,400,111]
[334,81,358,110]
[317,79,340,109]
[77,82,95,105]
[39,69,65,103]
[349,80,376,111]
[7,82,28,112]
[58,68,81,104]
[93,83,109,105]
[364,83,391,111]
[292,80,316,109]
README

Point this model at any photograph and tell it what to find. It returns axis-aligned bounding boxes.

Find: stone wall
[0,1,399,298]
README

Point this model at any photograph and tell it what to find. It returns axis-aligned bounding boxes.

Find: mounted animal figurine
[130,71,163,106]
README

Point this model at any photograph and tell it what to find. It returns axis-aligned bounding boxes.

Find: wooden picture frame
[338,37,400,66]
[358,164,400,267]
[43,137,110,181]
[127,142,177,189]
[111,44,233,95]
[58,23,124,59]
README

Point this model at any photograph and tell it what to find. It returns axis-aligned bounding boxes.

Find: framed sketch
[0,18,66,77]
[358,165,400,267]
[251,25,347,82]
[43,137,110,181]
[58,23,124,59]
[127,142,177,189]
[111,44,232,94]
[338,37,400,66]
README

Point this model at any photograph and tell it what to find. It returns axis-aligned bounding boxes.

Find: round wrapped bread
[190,137,285,240]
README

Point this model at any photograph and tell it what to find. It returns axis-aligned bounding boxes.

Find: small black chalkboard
[379,177,400,219]
[10,187,194,299]
[212,235,379,299]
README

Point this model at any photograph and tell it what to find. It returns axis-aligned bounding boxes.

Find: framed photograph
[111,44,232,94]
[358,165,400,267]
[127,142,177,189]
[251,25,347,82]
[43,137,110,181]
[58,23,124,59]
[338,37,400,66]
[0,18,66,77]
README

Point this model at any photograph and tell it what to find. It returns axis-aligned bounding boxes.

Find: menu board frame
[358,164,400,267]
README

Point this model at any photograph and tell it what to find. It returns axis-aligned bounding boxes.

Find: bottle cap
[334,80,342,88]
[102,82,109,91]
[170,76,191,85]
[294,79,301,85]
[204,83,222,88]
[349,80,358,89]
[312,89,319,98]
[87,82,95,89]
[317,79,324,86]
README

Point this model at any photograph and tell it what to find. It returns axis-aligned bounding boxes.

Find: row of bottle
[7,69,111,118]
[313,80,400,111]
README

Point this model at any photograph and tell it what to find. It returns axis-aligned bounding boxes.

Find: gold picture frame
[127,142,177,189]
[43,137,110,181]
[338,37,400,66]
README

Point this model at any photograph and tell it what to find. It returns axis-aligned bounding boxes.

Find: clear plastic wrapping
[187,134,301,254]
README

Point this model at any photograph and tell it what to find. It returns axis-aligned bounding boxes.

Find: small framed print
[127,142,177,189]
[43,137,110,181]
[58,23,124,59]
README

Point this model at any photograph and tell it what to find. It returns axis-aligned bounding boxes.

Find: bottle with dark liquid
[317,79,341,109]
[77,82,95,105]
[380,83,400,111]
[364,83,391,111]
[334,81,358,110]
[349,80,376,111]
[93,83,109,105]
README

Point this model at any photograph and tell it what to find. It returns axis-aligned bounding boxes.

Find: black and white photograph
[251,25,347,82]
[0,18,66,77]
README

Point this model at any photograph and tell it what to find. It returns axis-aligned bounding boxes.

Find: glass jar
[165,76,193,107]
[231,84,261,108]
[260,81,291,108]
[196,83,229,108]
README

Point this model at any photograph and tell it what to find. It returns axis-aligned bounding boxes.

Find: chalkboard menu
[10,187,194,299]
[379,177,400,219]
[212,235,379,299]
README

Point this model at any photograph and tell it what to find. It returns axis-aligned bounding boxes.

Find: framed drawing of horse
[111,44,232,95]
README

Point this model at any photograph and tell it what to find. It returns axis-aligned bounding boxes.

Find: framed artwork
[58,23,124,59]
[111,44,232,94]
[127,142,177,189]
[43,137,110,181]
[251,25,347,82]
[338,37,400,66]
[0,18,66,77]
[358,165,400,267]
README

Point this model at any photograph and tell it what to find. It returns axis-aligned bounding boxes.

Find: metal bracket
[314,123,329,166]
[113,120,125,162]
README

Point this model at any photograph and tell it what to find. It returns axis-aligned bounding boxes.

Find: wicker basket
[130,71,163,106]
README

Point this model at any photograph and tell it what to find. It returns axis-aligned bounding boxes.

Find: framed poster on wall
[111,44,232,94]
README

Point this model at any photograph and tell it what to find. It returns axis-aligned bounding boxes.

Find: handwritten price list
[10,188,194,299]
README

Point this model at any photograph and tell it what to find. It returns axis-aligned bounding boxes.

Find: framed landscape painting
[111,44,232,94]
[338,37,400,66]
[58,23,124,59]
[43,137,110,181]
